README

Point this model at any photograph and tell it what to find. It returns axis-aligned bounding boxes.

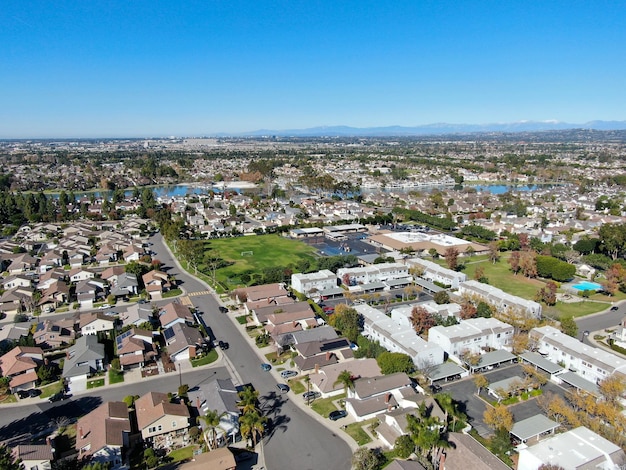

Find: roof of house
[79,311,116,329]
[163,323,203,356]
[354,373,412,399]
[75,401,130,457]
[62,335,105,378]
[159,302,194,327]
[443,433,510,470]
[135,391,190,430]
[310,358,381,394]
[510,414,560,442]
[0,346,43,377]
[241,282,287,302]
[178,447,236,470]
[12,444,54,463]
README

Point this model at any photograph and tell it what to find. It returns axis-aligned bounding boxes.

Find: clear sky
[2,1,625,138]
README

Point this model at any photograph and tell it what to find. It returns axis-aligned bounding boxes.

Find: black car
[430,383,442,393]
[611,306,619,311]
[277,383,290,394]
[303,391,321,401]
[329,410,348,421]
[218,340,229,350]
[49,392,70,402]
[16,390,29,399]
[219,306,229,313]
[28,389,41,398]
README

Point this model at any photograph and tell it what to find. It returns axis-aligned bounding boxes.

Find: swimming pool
[571,281,602,291]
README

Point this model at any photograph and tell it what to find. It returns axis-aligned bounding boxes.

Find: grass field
[201,234,318,289]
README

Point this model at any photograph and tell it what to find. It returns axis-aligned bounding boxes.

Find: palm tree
[199,409,228,450]
[334,370,355,396]
[237,385,260,414]
[239,411,266,448]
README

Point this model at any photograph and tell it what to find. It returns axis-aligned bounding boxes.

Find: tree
[144,447,159,469]
[394,434,415,459]
[598,222,626,260]
[237,385,260,414]
[460,302,477,320]
[444,247,460,271]
[433,290,450,305]
[82,463,111,470]
[511,333,530,354]
[239,410,266,448]
[473,265,487,283]
[328,305,361,343]
[598,374,626,405]
[410,306,436,335]
[520,251,538,278]
[406,406,449,461]
[509,251,521,274]
[199,409,228,450]
[474,374,489,395]
[483,405,513,431]
[334,370,355,394]
[476,301,493,318]
[559,316,578,338]
[376,351,415,375]
[488,241,500,264]
[0,443,23,470]
[123,395,139,408]
[351,447,383,470]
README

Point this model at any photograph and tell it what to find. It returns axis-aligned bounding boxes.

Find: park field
[201,234,318,289]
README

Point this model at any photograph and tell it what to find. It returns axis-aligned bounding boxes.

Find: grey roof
[510,414,560,441]
[191,378,240,415]
[385,277,413,287]
[62,335,105,378]
[318,287,345,296]
[291,325,338,344]
[488,376,525,396]
[413,278,443,293]
[519,352,564,375]
[475,349,516,368]
[359,282,386,291]
[354,372,412,399]
[557,371,600,395]
[428,362,466,382]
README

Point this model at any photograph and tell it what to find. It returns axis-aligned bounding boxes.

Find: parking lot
[440,363,569,438]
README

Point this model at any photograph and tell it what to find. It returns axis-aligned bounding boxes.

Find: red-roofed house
[135,391,191,450]
[0,345,43,392]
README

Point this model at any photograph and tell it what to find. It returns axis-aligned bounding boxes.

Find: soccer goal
[241,251,254,257]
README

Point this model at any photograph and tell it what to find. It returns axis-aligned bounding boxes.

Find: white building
[391,301,461,327]
[428,317,514,358]
[517,426,625,470]
[354,304,444,370]
[291,270,337,295]
[530,325,626,384]
[406,258,467,289]
[458,280,542,318]
[337,262,409,286]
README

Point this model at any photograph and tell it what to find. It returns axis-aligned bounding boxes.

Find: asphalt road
[575,300,625,335]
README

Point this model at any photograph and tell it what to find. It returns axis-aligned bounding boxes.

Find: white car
[99,304,111,309]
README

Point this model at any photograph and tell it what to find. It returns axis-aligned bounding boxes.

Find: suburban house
[292,338,353,372]
[291,270,337,296]
[37,279,70,313]
[158,302,195,329]
[12,444,55,470]
[33,318,76,349]
[517,426,626,470]
[244,295,296,317]
[120,303,155,328]
[142,270,171,299]
[0,345,43,393]
[189,378,240,446]
[248,301,313,326]
[135,391,191,450]
[75,401,131,470]
[163,323,204,362]
[309,358,382,398]
[62,335,106,391]
[68,267,95,283]
[122,244,145,262]
[74,279,100,308]
[530,325,626,385]
[115,328,157,370]
[345,372,416,422]
[428,317,514,358]
[1,274,32,290]
[178,447,236,470]
[264,309,320,345]
[237,282,289,304]
[406,258,467,289]
[7,253,38,274]
[438,432,511,470]
[376,398,446,449]
[79,311,116,336]
[458,280,542,318]
[355,303,445,370]
[0,286,34,316]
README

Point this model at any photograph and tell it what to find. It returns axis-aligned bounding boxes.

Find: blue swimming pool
[571,281,602,291]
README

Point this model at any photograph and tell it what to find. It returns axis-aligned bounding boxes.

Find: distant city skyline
[2,1,625,138]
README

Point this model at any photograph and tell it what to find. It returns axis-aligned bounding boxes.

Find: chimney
[325,351,331,361]
[385,393,391,404]
[315,363,320,374]
[196,397,200,409]
[79,427,84,439]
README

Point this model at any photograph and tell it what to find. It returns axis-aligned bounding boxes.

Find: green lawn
[311,393,345,417]
[288,378,306,394]
[39,381,64,399]
[87,378,105,389]
[190,349,218,367]
[199,234,318,289]
[344,419,376,446]
[166,445,197,464]
[109,368,124,384]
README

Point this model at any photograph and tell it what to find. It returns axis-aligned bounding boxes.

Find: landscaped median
[190,349,219,367]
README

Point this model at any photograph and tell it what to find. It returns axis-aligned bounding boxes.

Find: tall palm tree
[199,409,228,450]
[237,385,260,414]
[334,370,355,396]
[239,411,266,449]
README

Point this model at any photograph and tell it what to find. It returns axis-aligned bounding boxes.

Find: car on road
[219,306,229,313]
[261,363,272,371]
[280,370,298,379]
[329,410,348,421]
[98,304,111,309]
[323,306,335,314]
[277,383,290,393]
[49,392,70,402]
[218,340,229,350]
[430,383,442,393]
[302,391,321,401]
[611,306,619,311]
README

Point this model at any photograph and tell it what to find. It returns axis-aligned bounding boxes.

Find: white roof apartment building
[391,301,461,326]
[354,303,444,370]
[428,317,514,358]
[406,257,467,289]
[337,262,410,286]
[458,280,542,318]
[530,325,626,385]
[291,270,337,295]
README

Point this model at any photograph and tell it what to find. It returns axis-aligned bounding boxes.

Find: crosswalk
[187,290,212,297]
[179,296,194,307]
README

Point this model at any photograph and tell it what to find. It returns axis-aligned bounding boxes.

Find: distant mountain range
[230,120,626,137]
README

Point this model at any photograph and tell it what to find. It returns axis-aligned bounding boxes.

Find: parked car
[261,363,272,371]
[280,370,298,379]
[98,304,111,309]
[28,389,41,398]
[302,391,321,401]
[219,306,229,313]
[277,383,290,393]
[329,410,348,421]
[323,306,335,314]
[16,390,30,399]
[611,306,619,311]
[49,392,70,402]
[218,340,229,350]
[430,383,442,393]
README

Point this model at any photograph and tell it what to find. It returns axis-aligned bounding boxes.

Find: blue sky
[2,1,625,138]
